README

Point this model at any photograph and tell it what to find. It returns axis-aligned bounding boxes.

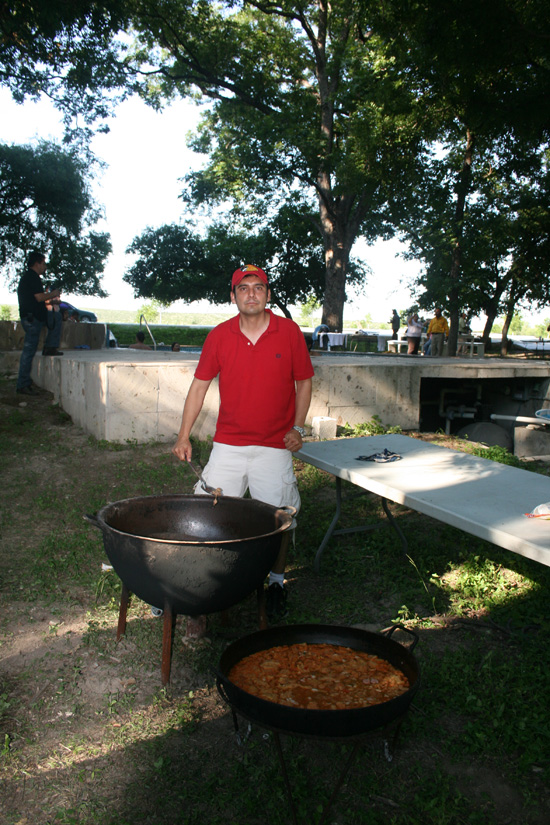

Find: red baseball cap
[231,264,268,288]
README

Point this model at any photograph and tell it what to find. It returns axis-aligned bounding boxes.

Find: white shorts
[194,442,301,516]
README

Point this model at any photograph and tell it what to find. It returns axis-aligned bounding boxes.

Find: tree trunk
[481,274,507,347]
[500,276,520,356]
[319,204,349,330]
[482,312,497,349]
[447,128,475,356]
[270,296,292,319]
[500,312,512,356]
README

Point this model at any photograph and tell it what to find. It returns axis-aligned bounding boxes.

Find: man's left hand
[284,429,303,452]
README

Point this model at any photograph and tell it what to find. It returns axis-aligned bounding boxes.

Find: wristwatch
[292,425,306,437]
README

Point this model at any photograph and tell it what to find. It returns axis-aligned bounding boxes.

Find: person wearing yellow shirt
[427,308,449,356]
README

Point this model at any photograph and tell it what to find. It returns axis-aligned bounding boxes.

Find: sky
[0,87,431,323]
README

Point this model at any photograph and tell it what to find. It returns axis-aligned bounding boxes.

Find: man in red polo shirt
[172,264,314,621]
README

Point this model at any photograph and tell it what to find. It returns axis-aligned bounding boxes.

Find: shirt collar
[230,308,277,333]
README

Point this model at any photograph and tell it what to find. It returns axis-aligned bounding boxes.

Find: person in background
[390,309,401,340]
[171,342,181,352]
[44,287,63,349]
[172,263,314,630]
[457,312,472,355]
[310,323,329,350]
[427,308,449,356]
[405,313,423,355]
[16,251,63,395]
[129,331,152,350]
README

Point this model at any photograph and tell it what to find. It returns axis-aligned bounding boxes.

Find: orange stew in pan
[228,642,410,710]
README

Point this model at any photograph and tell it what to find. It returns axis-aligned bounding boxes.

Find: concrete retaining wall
[3,348,550,445]
[0,319,107,351]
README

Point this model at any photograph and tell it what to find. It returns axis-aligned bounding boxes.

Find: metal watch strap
[292,425,306,437]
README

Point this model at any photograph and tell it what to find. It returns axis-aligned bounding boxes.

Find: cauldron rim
[95,493,294,545]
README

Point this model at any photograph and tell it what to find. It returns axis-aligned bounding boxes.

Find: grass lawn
[1,374,549,825]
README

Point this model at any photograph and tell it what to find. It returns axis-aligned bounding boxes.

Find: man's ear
[230,290,236,304]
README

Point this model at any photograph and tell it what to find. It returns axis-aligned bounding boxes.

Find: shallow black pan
[217,623,420,738]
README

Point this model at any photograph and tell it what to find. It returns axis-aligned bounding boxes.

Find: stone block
[514,425,550,458]
[312,416,337,440]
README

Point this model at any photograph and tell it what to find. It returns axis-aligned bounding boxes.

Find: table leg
[314,477,344,572]
[381,497,408,556]
[314,478,408,572]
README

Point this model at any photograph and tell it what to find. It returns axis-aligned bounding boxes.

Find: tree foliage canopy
[3,0,550,328]
[124,212,368,317]
[126,0,426,328]
[0,1,131,140]
[0,141,111,294]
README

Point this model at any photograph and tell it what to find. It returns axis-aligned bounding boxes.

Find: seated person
[129,331,152,350]
[310,323,330,350]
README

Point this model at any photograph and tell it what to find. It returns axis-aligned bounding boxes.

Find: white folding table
[295,434,550,572]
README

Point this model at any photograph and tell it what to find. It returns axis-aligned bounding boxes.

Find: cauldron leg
[257,583,267,629]
[116,583,131,641]
[161,604,176,686]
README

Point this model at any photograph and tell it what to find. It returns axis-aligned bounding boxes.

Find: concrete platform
[2,348,550,443]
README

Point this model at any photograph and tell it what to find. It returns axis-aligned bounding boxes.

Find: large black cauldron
[87,494,294,615]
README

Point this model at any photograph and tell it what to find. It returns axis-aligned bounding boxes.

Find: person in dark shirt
[390,309,401,340]
[16,251,63,394]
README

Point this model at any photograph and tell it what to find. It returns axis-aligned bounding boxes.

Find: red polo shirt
[194,310,314,448]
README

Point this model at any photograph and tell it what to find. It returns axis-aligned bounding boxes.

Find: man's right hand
[172,437,192,462]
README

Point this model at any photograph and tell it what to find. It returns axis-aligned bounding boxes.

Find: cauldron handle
[83,513,101,528]
[276,505,297,521]
[382,624,419,651]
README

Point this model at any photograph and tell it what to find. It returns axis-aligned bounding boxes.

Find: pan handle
[383,623,419,651]
[83,513,101,529]
[214,669,232,706]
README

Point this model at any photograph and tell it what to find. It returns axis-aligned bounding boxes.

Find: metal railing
[139,315,157,350]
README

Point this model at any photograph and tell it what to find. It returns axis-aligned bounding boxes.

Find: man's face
[435,308,442,318]
[231,275,270,316]
[33,259,47,275]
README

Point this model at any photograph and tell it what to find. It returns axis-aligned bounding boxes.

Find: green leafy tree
[136,300,161,324]
[124,212,367,318]
[377,0,550,353]
[404,141,550,353]
[0,141,111,295]
[0,1,130,140]
[297,296,321,327]
[127,0,426,330]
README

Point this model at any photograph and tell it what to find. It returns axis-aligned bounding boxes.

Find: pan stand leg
[116,584,130,641]
[316,741,361,825]
[230,710,252,746]
[161,604,176,686]
[383,717,404,763]
[380,497,408,556]
[272,733,299,825]
[272,734,362,825]
[257,583,268,629]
